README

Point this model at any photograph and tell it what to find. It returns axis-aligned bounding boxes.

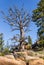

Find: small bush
[0,52,5,56]
[26,44,31,50]
[3,48,10,55]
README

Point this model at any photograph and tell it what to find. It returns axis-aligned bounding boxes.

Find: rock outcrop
[0,51,44,65]
[0,56,26,65]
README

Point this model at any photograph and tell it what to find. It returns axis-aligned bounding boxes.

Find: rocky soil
[0,50,44,65]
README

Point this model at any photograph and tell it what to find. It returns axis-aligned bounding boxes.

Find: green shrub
[0,48,10,56]
[0,52,5,56]
[3,48,10,55]
[26,44,31,50]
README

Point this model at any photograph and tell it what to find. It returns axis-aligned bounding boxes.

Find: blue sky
[0,0,40,44]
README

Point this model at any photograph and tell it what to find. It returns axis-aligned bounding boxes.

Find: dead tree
[1,7,30,48]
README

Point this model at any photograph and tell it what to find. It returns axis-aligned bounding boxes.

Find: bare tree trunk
[20,22,25,50]
[20,28,24,44]
[20,28,24,39]
[20,21,24,41]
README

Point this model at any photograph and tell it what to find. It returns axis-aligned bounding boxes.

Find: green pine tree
[32,0,44,47]
[0,33,4,52]
[28,36,32,45]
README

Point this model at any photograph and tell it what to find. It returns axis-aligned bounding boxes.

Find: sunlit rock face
[0,56,26,65]
[0,51,44,65]
[0,56,44,65]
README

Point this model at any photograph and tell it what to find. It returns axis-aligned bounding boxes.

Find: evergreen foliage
[32,0,44,48]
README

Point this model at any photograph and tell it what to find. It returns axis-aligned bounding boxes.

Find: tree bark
[20,22,25,50]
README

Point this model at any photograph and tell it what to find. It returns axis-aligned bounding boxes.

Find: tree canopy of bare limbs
[1,7,30,46]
